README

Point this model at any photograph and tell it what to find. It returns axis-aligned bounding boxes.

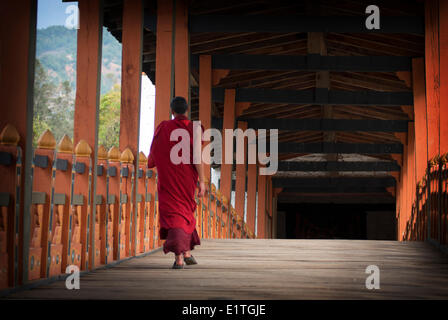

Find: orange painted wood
[440,0,448,153]
[199,55,212,182]
[154,0,174,128]
[425,0,440,159]
[235,121,248,225]
[219,89,236,203]
[73,0,103,271]
[0,143,21,289]
[120,0,143,155]
[246,163,257,235]
[407,123,416,239]
[30,148,53,280]
[0,1,37,286]
[120,164,135,258]
[401,141,408,240]
[257,173,267,238]
[108,160,120,261]
[73,0,102,148]
[96,160,108,267]
[52,151,72,275]
[72,155,91,271]
[412,58,428,182]
[146,170,156,249]
[174,0,190,101]
[136,165,147,253]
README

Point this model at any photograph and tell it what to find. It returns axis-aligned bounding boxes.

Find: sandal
[172,261,184,269]
[184,255,198,265]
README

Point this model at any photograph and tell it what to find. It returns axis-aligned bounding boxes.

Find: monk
[147,96,206,269]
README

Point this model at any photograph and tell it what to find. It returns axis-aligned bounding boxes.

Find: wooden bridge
[1,0,448,299]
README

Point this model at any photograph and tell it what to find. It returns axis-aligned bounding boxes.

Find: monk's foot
[183,251,191,258]
[174,254,184,266]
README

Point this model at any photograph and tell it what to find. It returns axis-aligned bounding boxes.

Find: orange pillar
[425,0,440,160]
[220,89,236,203]
[412,58,428,182]
[120,0,143,155]
[234,121,248,222]
[0,0,37,285]
[199,55,212,182]
[73,0,103,148]
[154,0,174,128]
[120,0,143,257]
[440,0,448,153]
[407,123,416,239]
[246,163,257,235]
[73,0,103,268]
[174,0,190,101]
[257,173,267,238]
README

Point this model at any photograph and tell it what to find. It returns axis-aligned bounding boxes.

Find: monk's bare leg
[183,250,191,258]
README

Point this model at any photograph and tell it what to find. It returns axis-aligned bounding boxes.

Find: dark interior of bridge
[278,203,396,240]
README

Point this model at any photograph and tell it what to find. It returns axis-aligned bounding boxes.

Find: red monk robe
[147,114,202,255]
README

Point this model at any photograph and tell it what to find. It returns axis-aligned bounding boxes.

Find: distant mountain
[36,25,122,93]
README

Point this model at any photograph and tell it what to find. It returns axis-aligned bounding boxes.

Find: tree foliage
[99,84,121,150]
[33,59,74,147]
[33,59,121,151]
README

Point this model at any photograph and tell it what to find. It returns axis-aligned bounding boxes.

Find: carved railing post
[50,135,73,276]
[0,124,21,289]
[137,152,147,253]
[28,129,55,280]
[70,140,92,270]
[107,147,120,262]
[119,148,135,258]
[94,145,107,267]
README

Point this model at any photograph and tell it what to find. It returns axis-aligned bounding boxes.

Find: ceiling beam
[276,142,403,154]
[281,186,390,193]
[192,87,413,106]
[278,161,400,171]
[190,54,412,72]
[273,177,396,188]
[243,118,409,132]
[144,14,424,34]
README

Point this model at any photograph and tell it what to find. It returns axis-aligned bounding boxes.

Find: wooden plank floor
[5,239,448,299]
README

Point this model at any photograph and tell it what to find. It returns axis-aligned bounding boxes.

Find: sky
[37,0,76,29]
[37,0,156,155]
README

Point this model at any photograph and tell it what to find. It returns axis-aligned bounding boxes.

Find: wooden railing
[0,124,252,290]
[403,154,448,251]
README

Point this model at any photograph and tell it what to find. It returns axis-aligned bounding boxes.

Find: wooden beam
[440,0,448,154]
[275,142,403,154]
[196,88,413,106]
[154,0,174,128]
[234,121,248,225]
[74,0,104,270]
[256,173,266,238]
[219,89,235,211]
[174,0,190,101]
[425,0,440,159]
[273,177,396,188]
[190,54,412,72]
[0,0,37,286]
[238,118,410,132]
[199,55,212,182]
[412,58,428,182]
[282,186,390,193]
[120,0,143,257]
[188,15,424,34]
[278,161,400,172]
[246,163,257,235]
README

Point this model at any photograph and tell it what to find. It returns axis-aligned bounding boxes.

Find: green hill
[36,25,122,93]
